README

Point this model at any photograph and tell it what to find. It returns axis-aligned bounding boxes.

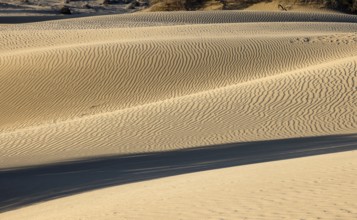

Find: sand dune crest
[0,11,357,219]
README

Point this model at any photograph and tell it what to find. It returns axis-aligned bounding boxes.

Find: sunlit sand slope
[0,11,356,169]
[1,151,356,219]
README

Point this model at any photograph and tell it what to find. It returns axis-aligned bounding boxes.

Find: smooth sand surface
[1,134,356,213]
[0,10,356,218]
[1,150,357,219]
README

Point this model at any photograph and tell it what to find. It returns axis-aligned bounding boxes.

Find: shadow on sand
[0,15,97,24]
[0,134,356,213]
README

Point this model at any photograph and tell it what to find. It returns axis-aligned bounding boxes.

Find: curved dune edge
[1,22,357,132]
[1,150,357,219]
[2,11,357,31]
[0,11,356,166]
[1,11,357,219]
[0,54,356,169]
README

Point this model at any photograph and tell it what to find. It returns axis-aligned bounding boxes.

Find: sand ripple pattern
[0,11,357,168]
[1,23,357,132]
[0,55,356,168]
[1,11,357,31]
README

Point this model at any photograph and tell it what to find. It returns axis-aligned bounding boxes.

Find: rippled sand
[0,11,356,219]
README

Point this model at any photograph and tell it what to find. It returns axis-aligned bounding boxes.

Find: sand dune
[0,10,357,219]
[1,52,356,168]
[1,12,357,168]
[1,24,357,132]
[2,150,357,219]
[1,11,357,30]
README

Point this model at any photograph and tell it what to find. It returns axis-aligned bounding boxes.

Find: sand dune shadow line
[0,134,356,213]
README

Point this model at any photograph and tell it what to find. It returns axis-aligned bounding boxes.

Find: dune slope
[1,150,357,220]
[1,10,357,220]
[0,11,357,169]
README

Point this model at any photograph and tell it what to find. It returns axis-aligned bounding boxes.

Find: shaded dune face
[0,11,357,169]
[3,150,356,220]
